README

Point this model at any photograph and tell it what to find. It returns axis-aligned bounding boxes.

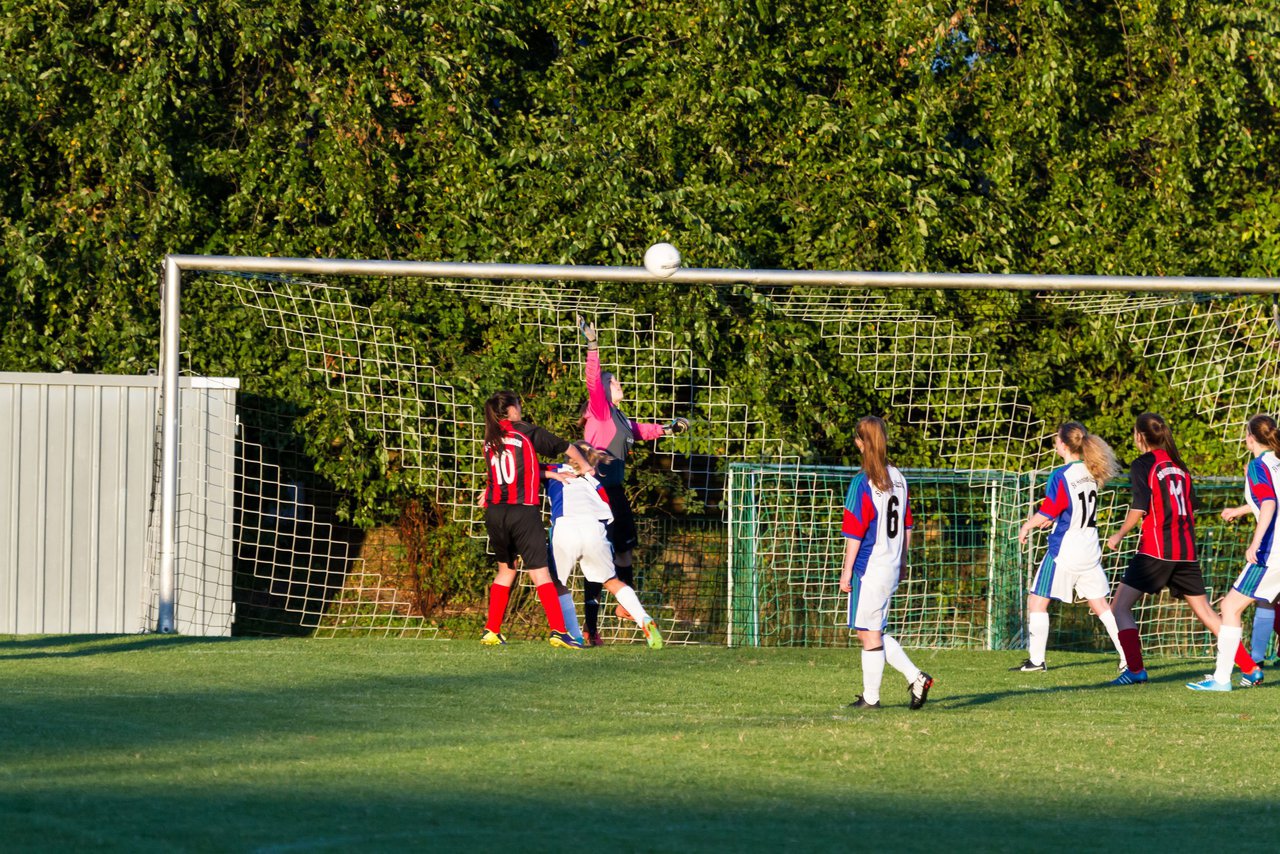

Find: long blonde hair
[1059,421,1119,483]
[570,440,613,473]
[856,416,892,492]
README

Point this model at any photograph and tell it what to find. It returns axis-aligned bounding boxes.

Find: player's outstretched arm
[1221,504,1251,522]
[1105,508,1145,551]
[1018,511,1052,545]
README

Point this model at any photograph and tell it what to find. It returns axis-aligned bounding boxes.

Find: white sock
[1028,611,1050,666]
[1097,608,1126,669]
[861,648,886,705]
[1215,625,1243,684]
[883,634,920,683]
[612,585,650,626]
[1251,606,1275,663]
[558,592,581,639]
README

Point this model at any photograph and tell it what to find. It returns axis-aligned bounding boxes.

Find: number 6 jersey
[841,466,912,578]
[1036,460,1101,569]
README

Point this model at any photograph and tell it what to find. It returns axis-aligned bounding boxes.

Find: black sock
[583,581,603,634]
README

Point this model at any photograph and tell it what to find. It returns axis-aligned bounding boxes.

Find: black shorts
[484,504,549,569]
[1122,553,1207,598]
[603,483,638,554]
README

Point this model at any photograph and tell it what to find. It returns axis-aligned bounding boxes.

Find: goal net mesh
[148,270,1277,658]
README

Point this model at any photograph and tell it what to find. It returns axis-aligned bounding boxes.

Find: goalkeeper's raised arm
[572,314,681,646]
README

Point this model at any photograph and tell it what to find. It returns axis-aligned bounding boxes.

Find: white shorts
[1030,554,1110,603]
[847,565,899,633]
[551,517,616,585]
[1232,563,1280,603]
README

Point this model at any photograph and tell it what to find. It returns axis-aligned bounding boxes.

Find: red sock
[485,582,511,633]
[536,582,567,633]
[1118,628,1145,673]
[1234,642,1258,674]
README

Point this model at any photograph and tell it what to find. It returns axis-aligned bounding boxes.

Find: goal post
[156,252,1278,653]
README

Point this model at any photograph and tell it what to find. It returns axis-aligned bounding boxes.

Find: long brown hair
[1247,414,1280,454]
[484,391,520,452]
[856,416,892,492]
[1059,421,1119,483]
[1134,412,1189,473]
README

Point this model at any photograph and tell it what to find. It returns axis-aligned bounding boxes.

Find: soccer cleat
[615,604,633,622]
[1010,658,1047,672]
[909,672,933,710]
[586,631,604,647]
[548,630,584,649]
[480,630,507,646]
[1186,676,1232,692]
[1109,668,1149,686]
[846,695,881,710]
[1239,668,1265,688]
[642,618,664,650]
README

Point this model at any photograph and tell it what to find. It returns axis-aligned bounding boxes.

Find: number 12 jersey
[1036,460,1101,569]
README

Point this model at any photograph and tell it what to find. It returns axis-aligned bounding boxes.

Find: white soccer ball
[643,242,682,278]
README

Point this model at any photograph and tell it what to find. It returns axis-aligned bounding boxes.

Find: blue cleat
[1109,668,1149,686]
[1186,676,1232,692]
[1239,668,1265,688]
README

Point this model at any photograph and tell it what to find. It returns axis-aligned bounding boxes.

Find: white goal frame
[157,253,1278,633]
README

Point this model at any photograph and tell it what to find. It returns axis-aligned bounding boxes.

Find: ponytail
[1247,414,1280,454]
[856,416,892,492]
[1135,412,1189,473]
[484,391,520,452]
[1058,421,1120,483]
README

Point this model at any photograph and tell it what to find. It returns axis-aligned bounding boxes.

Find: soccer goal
[152,254,1279,655]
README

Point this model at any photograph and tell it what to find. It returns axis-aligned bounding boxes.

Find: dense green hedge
[4,1,1280,527]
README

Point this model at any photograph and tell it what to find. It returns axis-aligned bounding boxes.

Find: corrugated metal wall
[0,374,238,636]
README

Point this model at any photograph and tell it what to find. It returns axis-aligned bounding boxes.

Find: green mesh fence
[727,463,1257,655]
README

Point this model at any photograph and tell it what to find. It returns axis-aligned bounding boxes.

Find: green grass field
[3,635,1278,852]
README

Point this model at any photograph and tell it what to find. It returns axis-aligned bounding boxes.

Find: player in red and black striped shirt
[1104,413,1258,685]
[479,390,591,649]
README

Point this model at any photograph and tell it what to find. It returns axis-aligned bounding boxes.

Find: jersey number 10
[490,449,517,485]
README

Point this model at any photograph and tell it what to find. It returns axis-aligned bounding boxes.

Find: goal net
[149,259,1277,658]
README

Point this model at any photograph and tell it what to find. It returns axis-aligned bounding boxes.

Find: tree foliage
[4,0,1280,525]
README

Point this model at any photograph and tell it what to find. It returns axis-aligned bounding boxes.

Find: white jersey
[841,465,912,579]
[1243,450,1280,570]
[547,466,613,523]
[1035,460,1101,570]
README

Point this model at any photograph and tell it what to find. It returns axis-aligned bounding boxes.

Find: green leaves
[1,0,1278,515]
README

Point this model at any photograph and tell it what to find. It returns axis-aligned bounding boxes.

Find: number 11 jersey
[1130,449,1196,562]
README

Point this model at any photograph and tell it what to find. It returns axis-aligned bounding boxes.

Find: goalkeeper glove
[577,315,598,349]
[665,416,690,436]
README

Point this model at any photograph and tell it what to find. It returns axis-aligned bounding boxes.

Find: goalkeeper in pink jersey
[575,317,684,646]
[546,442,664,649]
